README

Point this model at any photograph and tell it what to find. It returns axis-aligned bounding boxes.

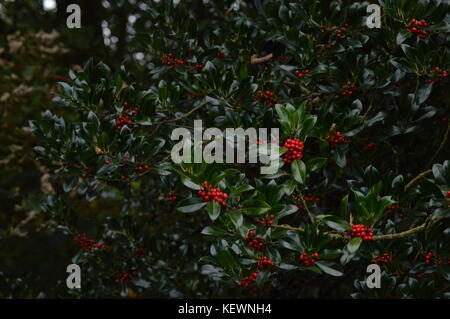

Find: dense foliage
[1,0,450,298]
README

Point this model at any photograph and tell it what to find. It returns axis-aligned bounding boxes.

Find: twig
[159,101,207,124]
[282,81,312,95]
[405,169,432,190]
[372,223,426,240]
[148,101,207,140]
[251,53,273,64]
[427,122,450,167]
[271,224,345,239]
[271,216,437,241]
[372,215,436,240]
[362,98,374,120]
[298,191,315,223]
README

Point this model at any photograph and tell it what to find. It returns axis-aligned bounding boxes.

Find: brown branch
[298,191,315,223]
[148,101,207,140]
[159,101,207,124]
[271,224,304,232]
[371,223,426,240]
[405,169,432,190]
[251,53,273,64]
[282,81,312,95]
[271,216,437,241]
[427,122,450,167]
[271,224,346,239]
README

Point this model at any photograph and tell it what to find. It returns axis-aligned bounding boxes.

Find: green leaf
[432,163,446,184]
[206,200,221,221]
[364,165,379,186]
[63,176,78,193]
[181,176,200,190]
[307,157,328,171]
[201,226,230,236]
[278,239,301,251]
[415,83,433,104]
[278,263,298,270]
[291,159,306,184]
[33,146,46,156]
[396,31,408,45]
[230,185,254,196]
[240,199,271,216]
[317,215,351,232]
[345,238,362,254]
[391,175,404,194]
[315,262,343,277]
[228,211,243,228]
[216,249,237,269]
[339,195,349,219]
[276,204,298,220]
[334,147,346,168]
[176,198,207,213]
[239,64,248,79]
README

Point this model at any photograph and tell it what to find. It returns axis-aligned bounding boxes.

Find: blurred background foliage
[0,0,154,297]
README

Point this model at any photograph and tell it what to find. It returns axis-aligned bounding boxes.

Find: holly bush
[11,0,450,298]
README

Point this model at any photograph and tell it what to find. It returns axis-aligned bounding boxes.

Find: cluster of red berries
[302,193,321,203]
[120,175,132,187]
[257,214,275,226]
[134,164,149,171]
[167,192,177,201]
[315,44,333,59]
[386,205,405,219]
[328,24,349,38]
[134,248,145,256]
[425,252,435,264]
[244,231,266,251]
[363,141,378,152]
[194,64,204,70]
[123,154,149,172]
[423,252,449,265]
[257,256,275,270]
[328,131,350,148]
[426,67,448,83]
[282,138,304,164]
[349,224,373,241]
[82,167,94,179]
[255,90,279,107]
[292,193,320,209]
[298,251,320,267]
[161,53,185,66]
[294,68,309,79]
[217,51,225,57]
[198,181,228,207]
[341,81,356,96]
[406,19,429,39]
[115,102,139,131]
[115,270,132,283]
[374,253,393,264]
[238,271,259,288]
[73,233,109,252]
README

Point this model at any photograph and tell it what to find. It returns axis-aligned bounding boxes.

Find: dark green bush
[2,0,450,298]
